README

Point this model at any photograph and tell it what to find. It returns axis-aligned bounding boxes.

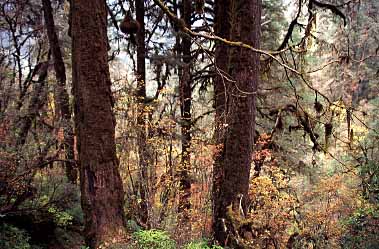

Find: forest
[0,0,378,248]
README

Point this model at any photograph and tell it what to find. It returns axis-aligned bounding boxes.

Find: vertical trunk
[71,0,126,248]
[136,0,149,227]
[212,0,230,243]
[178,0,192,227]
[42,0,77,184]
[212,0,261,247]
[16,61,49,148]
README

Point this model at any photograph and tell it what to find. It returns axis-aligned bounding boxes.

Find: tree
[71,0,126,247]
[178,0,193,229]
[42,0,76,183]
[212,0,261,246]
[135,0,150,228]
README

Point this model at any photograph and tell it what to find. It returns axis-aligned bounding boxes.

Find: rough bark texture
[178,0,192,227]
[71,0,126,248]
[42,0,77,184]
[212,0,231,230]
[212,0,261,247]
[135,0,149,227]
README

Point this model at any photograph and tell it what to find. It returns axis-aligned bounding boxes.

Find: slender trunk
[178,0,192,228]
[135,0,149,227]
[71,0,126,247]
[212,0,261,247]
[16,61,49,148]
[10,59,49,214]
[42,0,76,183]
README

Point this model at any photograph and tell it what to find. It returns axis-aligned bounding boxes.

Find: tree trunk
[71,0,126,248]
[178,0,192,229]
[212,0,261,247]
[42,0,77,184]
[136,0,149,227]
[16,61,49,148]
[212,0,231,239]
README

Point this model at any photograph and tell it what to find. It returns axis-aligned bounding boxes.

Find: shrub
[132,229,176,249]
[0,223,31,249]
[184,239,223,249]
[342,206,379,249]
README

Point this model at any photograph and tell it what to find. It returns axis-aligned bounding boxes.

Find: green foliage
[261,0,288,49]
[132,229,176,249]
[184,239,223,249]
[126,219,142,232]
[0,223,31,249]
[47,206,73,227]
[342,206,379,248]
[358,160,379,202]
[26,171,83,228]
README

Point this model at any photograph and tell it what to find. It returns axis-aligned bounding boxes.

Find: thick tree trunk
[178,0,192,228]
[71,0,126,248]
[212,0,231,236]
[136,0,149,227]
[42,0,77,184]
[212,0,261,247]
[212,0,230,244]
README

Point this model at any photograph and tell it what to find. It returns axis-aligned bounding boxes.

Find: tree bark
[212,0,230,244]
[42,0,77,184]
[71,0,126,247]
[212,0,261,247]
[136,0,149,227]
[178,0,192,228]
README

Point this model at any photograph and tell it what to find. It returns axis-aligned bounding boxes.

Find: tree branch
[151,0,302,75]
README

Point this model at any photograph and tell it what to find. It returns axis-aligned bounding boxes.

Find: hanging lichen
[325,122,333,150]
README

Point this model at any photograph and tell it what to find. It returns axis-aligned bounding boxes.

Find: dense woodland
[0,0,378,248]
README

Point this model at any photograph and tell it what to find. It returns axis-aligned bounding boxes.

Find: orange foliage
[246,164,296,248]
[294,174,359,248]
